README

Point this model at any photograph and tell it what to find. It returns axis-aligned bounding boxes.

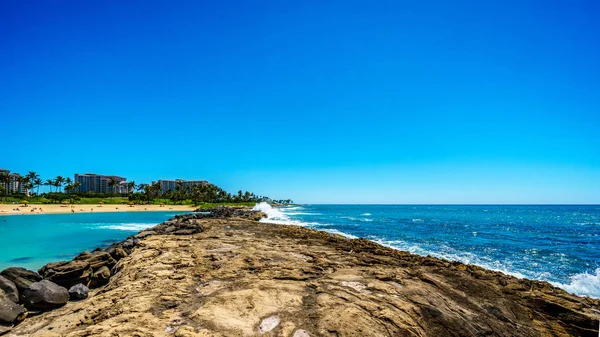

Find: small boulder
[0,275,19,303]
[38,260,93,289]
[107,247,128,261]
[0,292,26,324]
[89,266,111,288]
[135,230,155,239]
[21,280,69,310]
[68,283,89,300]
[0,267,42,292]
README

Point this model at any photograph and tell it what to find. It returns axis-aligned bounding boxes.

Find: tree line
[0,171,293,205]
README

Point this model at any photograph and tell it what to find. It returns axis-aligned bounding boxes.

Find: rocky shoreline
[1,207,599,336]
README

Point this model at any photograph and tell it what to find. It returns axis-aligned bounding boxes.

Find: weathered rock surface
[38,260,93,289]
[0,267,42,292]
[0,292,26,324]
[7,216,600,336]
[0,275,19,303]
[89,266,111,288]
[75,251,117,272]
[21,280,69,310]
[68,283,89,300]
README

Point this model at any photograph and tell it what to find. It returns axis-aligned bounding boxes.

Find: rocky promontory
[2,208,599,336]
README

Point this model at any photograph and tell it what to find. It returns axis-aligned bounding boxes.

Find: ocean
[255,203,600,298]
[0,211,185,271]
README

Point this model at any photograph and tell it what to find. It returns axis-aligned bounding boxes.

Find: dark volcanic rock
[195,206,266,221]
[0,267,43,292]
[0,292,26,324]
[21,280,69,310]
[0,275,19,303]
[38,260,93,289]
[90,266,111,288]
[68,283,89,300]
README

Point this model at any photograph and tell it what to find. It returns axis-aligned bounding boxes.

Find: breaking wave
[96,223,155,231]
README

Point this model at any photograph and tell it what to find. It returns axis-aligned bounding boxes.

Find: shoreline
[0,204,196,216]
[4,209,598,336]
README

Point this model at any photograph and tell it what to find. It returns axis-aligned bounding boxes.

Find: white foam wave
[283,212,320,216]
[97,223,155,231]
[361,213,372,216]
[551,269,600,298]
[322,229,358,239]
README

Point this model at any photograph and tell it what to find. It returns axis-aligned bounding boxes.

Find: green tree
[55,176,65,193]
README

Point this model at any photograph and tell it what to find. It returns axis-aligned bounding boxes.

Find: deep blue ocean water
[256,204,600,298]
[0,211,185,271]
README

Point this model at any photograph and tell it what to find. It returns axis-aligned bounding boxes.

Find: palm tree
[17,176,30,197]
[33,178,42,200]
[127,181,136,194]
[65,177,72,186]
[107,178,118,197]
[27,171,39,196]
[55,176,65,193]
[0,172,11,201]
[44,179,54,193]
[73,182,81,194]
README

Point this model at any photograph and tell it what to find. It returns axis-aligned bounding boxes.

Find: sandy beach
[0,203,195,215]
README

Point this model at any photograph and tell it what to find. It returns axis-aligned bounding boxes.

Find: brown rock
[89,266,111,288]
[0,267,42,292]
[38,260,92,289]
[75,251,117,272]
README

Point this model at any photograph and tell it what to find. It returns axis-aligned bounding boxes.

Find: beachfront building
[156,179,208,193]
[74,173,128,194]
[0,169,28,194]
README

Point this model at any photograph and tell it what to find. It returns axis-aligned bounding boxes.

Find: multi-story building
[74,173,128,194]
[0,169,28,194]
[156,179,208,193]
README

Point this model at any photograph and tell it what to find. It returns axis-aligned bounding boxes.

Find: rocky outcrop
[68,283,88,300]
[0,276,19,303]
[0,292,26,325]
[0,267,42,292]
[74,251,117,272]
[38,260,93,289]
[195,205,266,220]
[6,215,599,337]
[21,280,69,310]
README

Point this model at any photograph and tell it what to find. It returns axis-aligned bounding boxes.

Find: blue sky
[1,1,599,203]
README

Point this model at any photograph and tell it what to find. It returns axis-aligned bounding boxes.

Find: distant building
[0,169,28,194]
[156,179,208,193]
[74,173,128,194]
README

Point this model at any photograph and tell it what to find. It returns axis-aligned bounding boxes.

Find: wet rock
[0,275,19,303]
[21,280,69,310]
[0,292,26,324]
[90,266,111,288]
[68,283,89,300]
[38,260,93,289]
[0,267,42,292]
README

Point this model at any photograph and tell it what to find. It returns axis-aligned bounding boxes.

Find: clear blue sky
[1,1,599,204]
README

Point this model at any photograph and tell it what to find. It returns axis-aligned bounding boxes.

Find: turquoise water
[256,204,600,298]
[0,211,186,271]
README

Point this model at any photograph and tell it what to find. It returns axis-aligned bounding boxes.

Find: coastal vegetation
[0,171,292,206]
